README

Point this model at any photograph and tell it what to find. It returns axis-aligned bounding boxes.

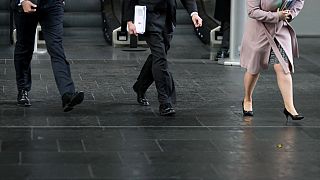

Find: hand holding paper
[134,5,147,34]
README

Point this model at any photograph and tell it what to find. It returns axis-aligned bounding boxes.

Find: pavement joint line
[0,125,318,128]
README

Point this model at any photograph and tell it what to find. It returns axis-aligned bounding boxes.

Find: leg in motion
[274,64,303,120]
[14,11,38,107]
[40,3,83,112]
[243,71,260,115]
[145,32,175,116]
[274,64,297,114]
[133,54,153,106]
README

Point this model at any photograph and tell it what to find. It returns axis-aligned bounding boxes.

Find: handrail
[195,0,220,44]
[101,0,121,44]
[197,0,220,25]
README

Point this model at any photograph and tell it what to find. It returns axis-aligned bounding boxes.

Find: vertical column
[223,0,247,66]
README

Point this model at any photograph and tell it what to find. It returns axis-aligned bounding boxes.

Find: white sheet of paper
[134,5,147,34]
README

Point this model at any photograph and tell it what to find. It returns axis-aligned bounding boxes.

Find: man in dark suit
[214,0,230,61]
[124,0,202,116]
[12,0,84,112]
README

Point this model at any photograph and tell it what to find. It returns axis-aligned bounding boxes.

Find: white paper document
[134,5,147,34]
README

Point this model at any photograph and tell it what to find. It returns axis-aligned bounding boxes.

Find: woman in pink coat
[240,0,304,120]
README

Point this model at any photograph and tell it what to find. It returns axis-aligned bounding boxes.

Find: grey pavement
[0,36,319,180]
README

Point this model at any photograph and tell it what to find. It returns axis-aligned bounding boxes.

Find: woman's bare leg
[243,71,260,111]
[274,64,298,115]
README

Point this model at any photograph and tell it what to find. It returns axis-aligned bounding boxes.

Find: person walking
[214,0,230,61]
[124,0,202,116]
[240,0,304,120]
[11,0,84,112]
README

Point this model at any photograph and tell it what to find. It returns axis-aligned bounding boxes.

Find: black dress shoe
[214,49,229,61]
[159,103,176,116]
[62,91,84,112]
[133,86,150,106]
[283,108,304,121]
[242,101,253,116]
[17,90,31,107]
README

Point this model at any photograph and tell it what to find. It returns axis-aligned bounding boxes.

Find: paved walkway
[0,37,319,180]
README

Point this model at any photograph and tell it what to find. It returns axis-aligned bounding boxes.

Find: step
[64,0,101,12]
[176,9,193,25]
[64,12,102,28]
[174,24,195,35]
[0,11,10,26]
[63,27,105,45]
[0,27,10,45]
[0,0,10,11]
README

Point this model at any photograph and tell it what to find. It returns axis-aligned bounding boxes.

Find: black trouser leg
[39,3,75,96]
[142,31,175,105]
[134,54,154,93]
[14,11,38,92]
[221,20,230,50]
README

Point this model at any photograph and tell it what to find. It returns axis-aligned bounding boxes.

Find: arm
[247,0,280,23]
[180,0,202,28]
[123,0,138,22]
[122,0,138,36]
[124,0,138,36]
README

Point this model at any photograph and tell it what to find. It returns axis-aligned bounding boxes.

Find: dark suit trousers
[134,31,176,105]
[221,20,230,50]
[14,1,75,96]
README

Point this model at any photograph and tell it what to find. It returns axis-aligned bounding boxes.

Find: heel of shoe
[283,108,304,121]
[283,108,289,120]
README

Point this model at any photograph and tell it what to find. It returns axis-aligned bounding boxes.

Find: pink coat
[240,0,304,74]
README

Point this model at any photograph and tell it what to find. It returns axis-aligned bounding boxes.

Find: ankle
[243,98,252,104]
[284,106,298,115]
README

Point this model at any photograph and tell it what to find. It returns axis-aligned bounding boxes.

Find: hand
[192,14,203,28]
[127,21,138,36]
[277,8,291,21]
[22,0,37,13]
[285,10,293,22]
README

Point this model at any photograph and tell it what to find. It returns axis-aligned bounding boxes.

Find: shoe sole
[139,103,150,106]
[160,109,176,116]
[138,100,150,106]
[64,92,84,112]
[17,100,32,107]
[134,86,150,106]
[243,113,253,117]
[214,57,221,61]
[17,103,32,107]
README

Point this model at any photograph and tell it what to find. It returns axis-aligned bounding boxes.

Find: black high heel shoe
[242,101,253,116]
[283,108,304,120]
